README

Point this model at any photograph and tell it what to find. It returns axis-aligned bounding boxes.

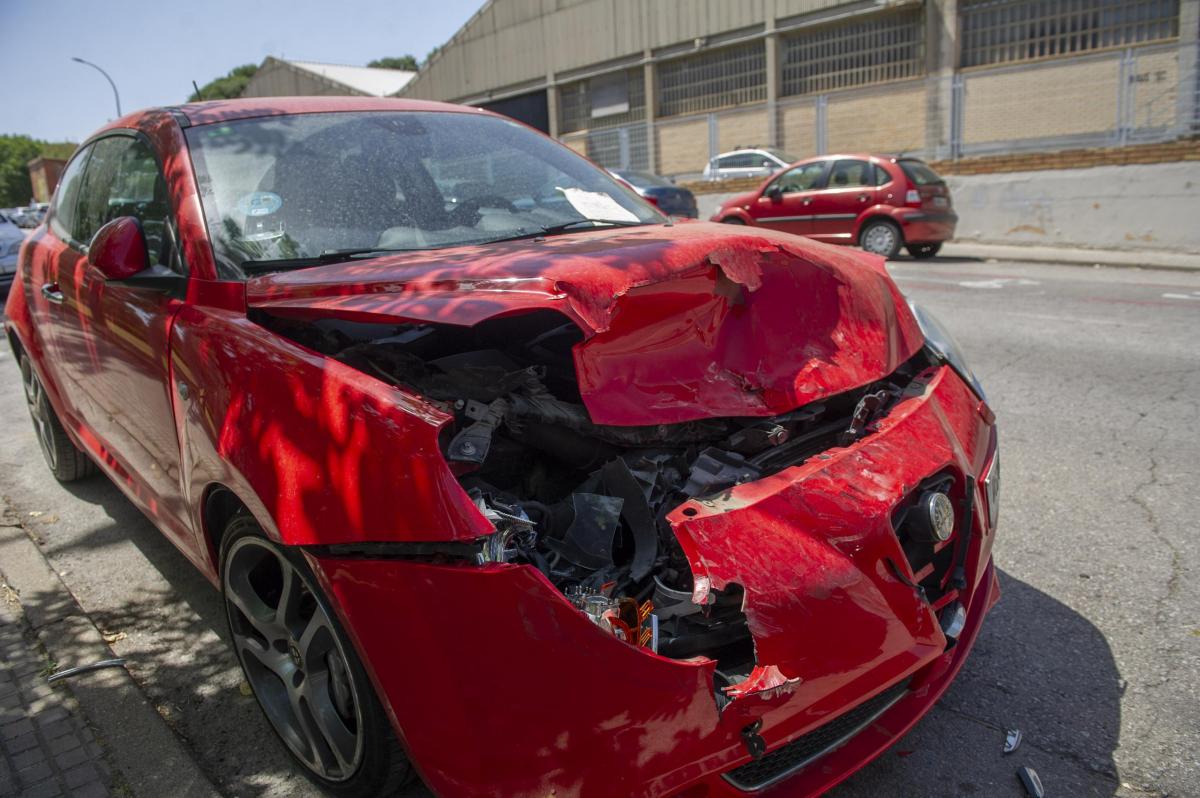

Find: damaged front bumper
[306,364,999,797]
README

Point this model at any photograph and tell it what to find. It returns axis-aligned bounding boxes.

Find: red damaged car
[5,97,999,797]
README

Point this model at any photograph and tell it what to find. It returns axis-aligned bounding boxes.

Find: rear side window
[898,160,944,186]
[49,147,91,245]
[827,159,873,188]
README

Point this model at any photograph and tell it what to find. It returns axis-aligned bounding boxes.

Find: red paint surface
[4,98,999,796]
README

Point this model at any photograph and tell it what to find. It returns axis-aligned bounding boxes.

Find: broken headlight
[907,300,986,402]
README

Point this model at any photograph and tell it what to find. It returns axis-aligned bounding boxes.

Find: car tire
[859,219,903,259]
[19,353,96,483]
[721,217,746,225]
[221,516,412,797]
[906,242,942,259]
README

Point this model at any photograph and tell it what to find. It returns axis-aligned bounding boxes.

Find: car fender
[168,303,492,555]
[852,205,909,240]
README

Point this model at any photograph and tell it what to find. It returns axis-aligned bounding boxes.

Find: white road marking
[956,278,1042,289]
[1004,311,1150,327]
[1161,292,1200,300]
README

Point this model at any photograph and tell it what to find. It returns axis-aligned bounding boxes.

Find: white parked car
[703,147,796,181]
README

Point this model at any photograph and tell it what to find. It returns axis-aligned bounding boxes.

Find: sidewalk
[0,512,219,798]
[939,242,1200,272]
[0,596,114,798]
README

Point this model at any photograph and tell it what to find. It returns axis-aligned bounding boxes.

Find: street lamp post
[71,57,121,118]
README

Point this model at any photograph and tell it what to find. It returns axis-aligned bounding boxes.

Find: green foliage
[367,55,419,71]
[0,135,78,207]
[189,64,260,102]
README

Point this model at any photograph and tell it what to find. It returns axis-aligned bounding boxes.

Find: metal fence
[554,0,1197,179]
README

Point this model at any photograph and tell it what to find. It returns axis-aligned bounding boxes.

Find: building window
[658,41,766,118]
[559,69,645,134]
[961,0,1180,68]
[781,9,925,97]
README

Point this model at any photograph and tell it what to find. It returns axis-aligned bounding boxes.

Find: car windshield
[185,110,662,279]
[763,148,797,164]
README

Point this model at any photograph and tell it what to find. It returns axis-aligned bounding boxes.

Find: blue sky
[0,0,483,142]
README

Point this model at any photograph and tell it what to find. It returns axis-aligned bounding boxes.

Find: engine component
[682,448,761,497]
[543,493,624,570]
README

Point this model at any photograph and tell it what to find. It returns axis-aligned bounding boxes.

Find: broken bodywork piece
[249,227,935,704]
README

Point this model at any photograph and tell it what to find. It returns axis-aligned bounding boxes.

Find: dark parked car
[612,170,699,218]
[713,154,956,259]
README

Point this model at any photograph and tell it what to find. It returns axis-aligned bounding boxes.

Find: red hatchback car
[6,98,999,797]
[712,154,956,260]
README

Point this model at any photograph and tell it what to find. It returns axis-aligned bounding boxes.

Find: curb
[0,516,221,798]
[939,243,1200,273]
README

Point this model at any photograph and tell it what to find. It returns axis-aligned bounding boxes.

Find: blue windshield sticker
[237,192,282,217]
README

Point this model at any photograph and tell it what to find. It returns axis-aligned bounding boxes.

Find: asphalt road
[1,256,1198,798]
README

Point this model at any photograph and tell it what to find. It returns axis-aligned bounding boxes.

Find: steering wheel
[449,194,519,226]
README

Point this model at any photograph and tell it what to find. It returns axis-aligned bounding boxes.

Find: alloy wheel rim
[863,225,896,256]
[22,364,58,470]
[224,537,364,781]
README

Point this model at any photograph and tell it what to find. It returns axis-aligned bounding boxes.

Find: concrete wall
[947,162,1200,253]
[695,162,1200,254]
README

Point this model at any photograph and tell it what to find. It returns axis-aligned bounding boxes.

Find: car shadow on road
[834,567,1123,797]
[39,474,1121,797]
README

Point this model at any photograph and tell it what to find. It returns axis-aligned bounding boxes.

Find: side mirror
[765,185,784,202]
[89,217,148,280]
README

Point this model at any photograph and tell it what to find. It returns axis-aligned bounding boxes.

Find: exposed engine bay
[260,309,929,687]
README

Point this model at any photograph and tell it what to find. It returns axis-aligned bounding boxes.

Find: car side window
[49,146,91,245]
[874,163,892,186]
[827,159,873,189]
[76,135,183,274]
[773,161,826,194]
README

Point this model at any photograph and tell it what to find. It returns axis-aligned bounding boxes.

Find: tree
[0,135,78,207]
[367,55,419,71]
[188,64,259,102]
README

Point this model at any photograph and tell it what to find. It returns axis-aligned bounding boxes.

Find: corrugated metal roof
[287,60,416,96]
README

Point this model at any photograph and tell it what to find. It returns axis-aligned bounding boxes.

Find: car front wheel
[19,353,95,482]
[859,219,903,259]
[907,242,942,259]
[221,516,411,796]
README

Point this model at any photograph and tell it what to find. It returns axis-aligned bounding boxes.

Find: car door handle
[41,283,63,305]
[801,198,813,206]
[858,194,870,202]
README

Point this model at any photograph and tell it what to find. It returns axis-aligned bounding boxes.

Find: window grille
[559,69,645,134]
[961,0,1180,68]
[781,9,925,97]
[658,42,766,118]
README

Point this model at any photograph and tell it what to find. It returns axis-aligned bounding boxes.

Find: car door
[747,160,828,237]
[32,143,94,423]
[807,158,877,243]
[53,133,193,546]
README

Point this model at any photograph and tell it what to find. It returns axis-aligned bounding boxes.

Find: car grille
[722,680,911,792]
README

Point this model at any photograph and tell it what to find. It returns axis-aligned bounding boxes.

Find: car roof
[93,96,493,136]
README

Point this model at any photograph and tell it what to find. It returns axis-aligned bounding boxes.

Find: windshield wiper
[241,248,412,275]
[538,219,648,235]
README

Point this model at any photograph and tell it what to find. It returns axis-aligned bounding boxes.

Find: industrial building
[241,57,416,98]
[399,0,1200,177]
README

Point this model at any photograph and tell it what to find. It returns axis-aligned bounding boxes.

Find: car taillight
[905,189,921,206]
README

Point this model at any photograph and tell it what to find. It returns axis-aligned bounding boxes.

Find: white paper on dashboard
[556,187,640,223]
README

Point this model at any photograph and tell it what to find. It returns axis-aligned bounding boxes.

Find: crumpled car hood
[246,222,924,425]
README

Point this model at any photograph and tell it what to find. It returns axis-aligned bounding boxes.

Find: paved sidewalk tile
[0,594,114,798]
